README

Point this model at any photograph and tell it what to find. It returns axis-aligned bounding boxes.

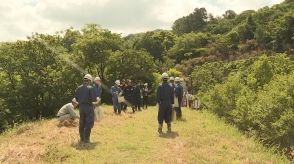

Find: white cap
[175,77,180,82]
[94,76,101,81]
[84,74,93,81]
[169,77,175,81]
[161,73,169,79]
[115,80,120,85]
[144,83,148,86]
[72,98,78,104]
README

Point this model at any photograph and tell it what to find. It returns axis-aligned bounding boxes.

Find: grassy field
[0,106,290,164]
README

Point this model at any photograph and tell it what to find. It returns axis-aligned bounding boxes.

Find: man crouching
[57,98,79,126]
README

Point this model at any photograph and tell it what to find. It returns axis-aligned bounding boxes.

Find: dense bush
[199,55,294,148]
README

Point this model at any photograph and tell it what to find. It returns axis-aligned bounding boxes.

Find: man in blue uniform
[111,80,122,114]
[156,73,174,134]
[174,77,184,119]
[75,74,96,143]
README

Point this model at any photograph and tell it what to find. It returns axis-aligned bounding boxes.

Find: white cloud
[0,0,284,41]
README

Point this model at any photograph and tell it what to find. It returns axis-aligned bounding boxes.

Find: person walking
[124,79,135,113]
[133,81,142,111]
[174,77,184,119]
[111,80,122,115]
[75,74,96,143]
[156,73,174,134]
[93,76,103,121]
[142,83,149,109]
[120,79,127,111]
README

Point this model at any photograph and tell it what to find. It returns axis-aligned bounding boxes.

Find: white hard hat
[72,98,78,104]
[169,77,175,81]
[144,83,148,86]
[115,80,120,85]
[161,73,169,79]
[94,76,101,81]
[84,74,93,81]
[175,77,180,82]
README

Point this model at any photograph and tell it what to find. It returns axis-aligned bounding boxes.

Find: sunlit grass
[0,106,289,163]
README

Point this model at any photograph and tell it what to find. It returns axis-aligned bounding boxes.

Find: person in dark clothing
[120,79,127,111]
[124,80,135,113]
[75,74,97,143]
[142,83,149,109]
[174,77,184,119]
[156,73,174,134]
[133,81,142,111]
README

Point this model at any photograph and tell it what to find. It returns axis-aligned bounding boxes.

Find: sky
[0,0,284,41]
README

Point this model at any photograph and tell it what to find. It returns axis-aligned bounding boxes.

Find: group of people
[156,73,183,134]
[111,79,150,115]
[56,72,185,143]
[57,74,102,143]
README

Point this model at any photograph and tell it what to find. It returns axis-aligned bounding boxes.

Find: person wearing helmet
[174,77,184,119]
[111,80,123,114]
[156,73,174,134]
[169,76,176,121]
[169,77,175,88]
[142,83,149,109]
[93,76,103,122]
[124,79,135,113]
[75,74,96,143]
[57,98,79,126]
[120,79,128,111]
[133,81,142,111]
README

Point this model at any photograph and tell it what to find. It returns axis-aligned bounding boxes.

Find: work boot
[167,123,172,134]
[158,124,163,134]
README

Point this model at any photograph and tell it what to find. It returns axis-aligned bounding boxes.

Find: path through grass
[0,106,289,163]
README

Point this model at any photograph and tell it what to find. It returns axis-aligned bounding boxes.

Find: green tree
[223,10,237,19]
[106,49,155,82]
[172,8,208,35]
[133,30,175,61]
[168,32,210,63]
[239,15,257,41]
[74,24,123,80]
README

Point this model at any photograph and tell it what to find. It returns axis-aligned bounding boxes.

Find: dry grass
[0,106,290,164]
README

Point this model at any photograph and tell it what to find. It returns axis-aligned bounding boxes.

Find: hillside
[0,106,289,163]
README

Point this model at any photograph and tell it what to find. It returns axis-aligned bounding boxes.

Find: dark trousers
[158,103,172,125]
[143,96,148,109]
[175,107,182,118]
[135,105,141,111]
[121,102,127,111]
[134,98,141,111]
[79,106,94,142]
[125,98,135,113]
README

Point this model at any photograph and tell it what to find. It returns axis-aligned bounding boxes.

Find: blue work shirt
[111,85,122,101]
[175,84,184,103]
[156,81,174,105]
[75,83,96,109]
[93,84,102,98]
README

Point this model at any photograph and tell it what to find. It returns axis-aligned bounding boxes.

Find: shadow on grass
[159,131,179,139]
[176,118,187,122]
[71,141,100,150]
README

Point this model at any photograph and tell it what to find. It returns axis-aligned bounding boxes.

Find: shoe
[158,128,163,134]
[167,124,172,134]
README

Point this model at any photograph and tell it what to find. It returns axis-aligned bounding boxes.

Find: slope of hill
[0,106,289,163]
